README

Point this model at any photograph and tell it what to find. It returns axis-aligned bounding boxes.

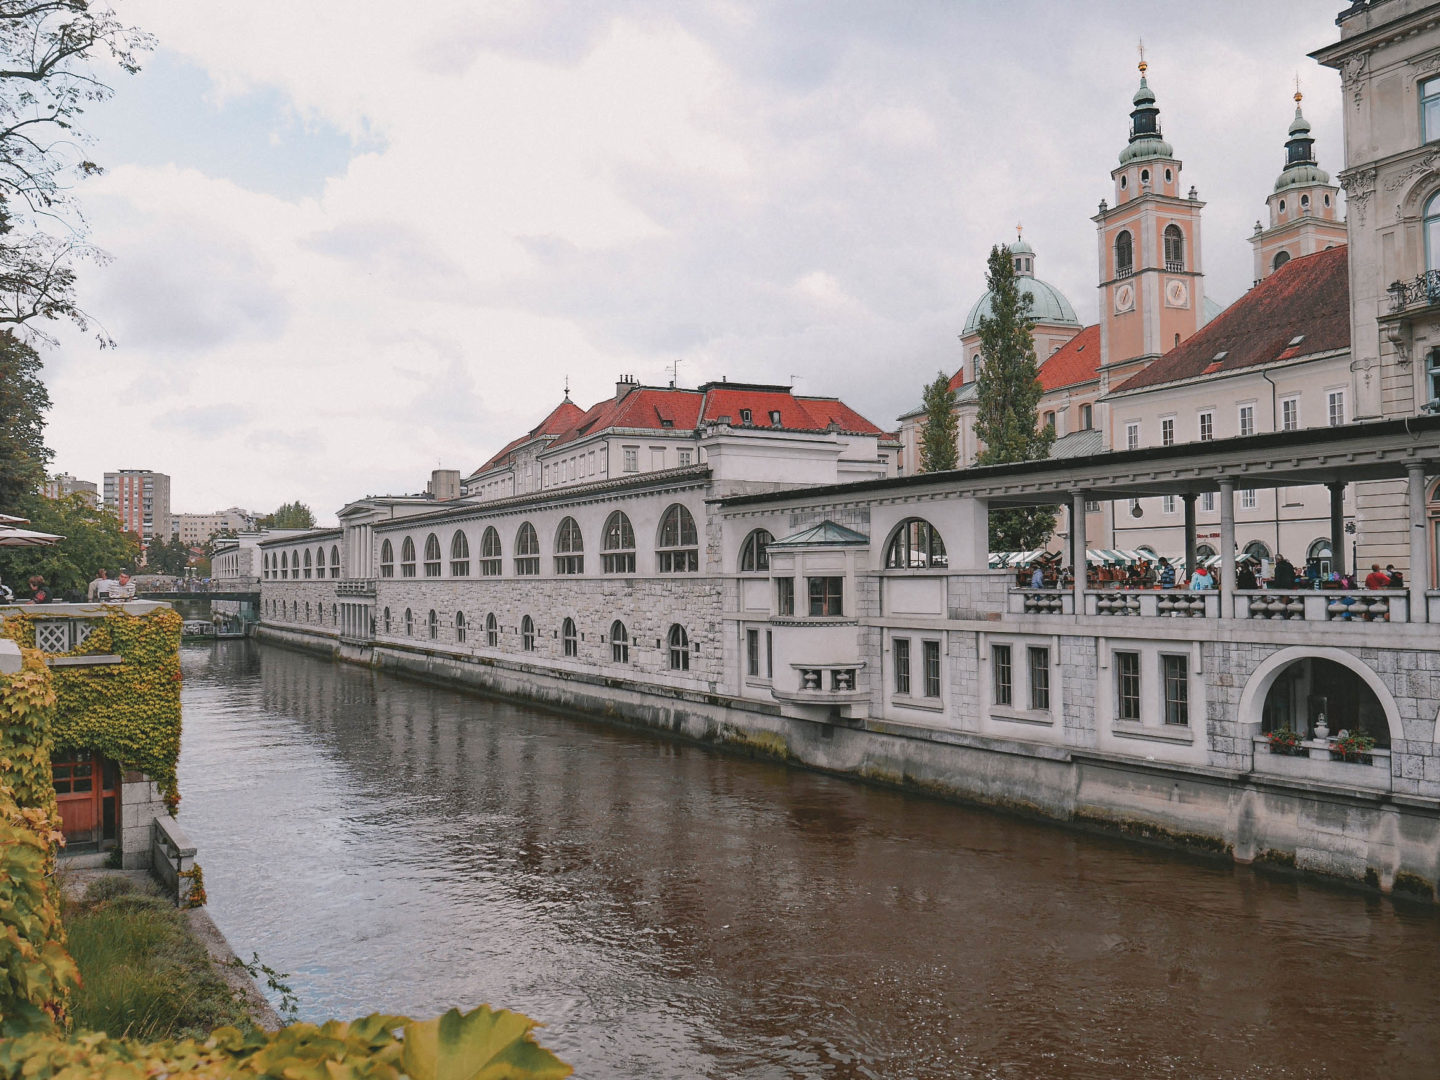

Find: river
[177,641,1440,1079]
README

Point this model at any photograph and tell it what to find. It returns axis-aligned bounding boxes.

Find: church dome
[962,262,1080,336]
[1119,66,1174,166]
[1273,93,1330,192]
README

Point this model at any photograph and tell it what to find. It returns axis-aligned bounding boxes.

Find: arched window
[480,527,502,575]
[291,601,297,620]
[601,511,636,573]
[668,624,690,671]
[485,612,498,647]
[1195,543,1217,561]
[303,549,312,579]
[521,615,535,651]
[423,533,442,577]
[427,609,438,639]
[1115,230,1133,277]
[1261,657,1390,749]
[1308,538,1334,576]
[885,518,948,569]
[515,523,539,576]
[1425,190,1440,273]
[1243,541,1271,563]
[383,607,391,633]
[316,547,326,576]
[455,610,466,643]
[380,540,394,577]
[401,537,416,577]
[657,504,698,573]
[331,604,338,626]
[1163,225,1184,271]
[554,517,584,575]
[739,529,773,572]
[1273,250,1291,271]
[331,545,340,577]
[450,531,470,577]
[281,551,288,578]
[304,602,310,621]
[562,617,578,657]
[610,620,629,663]
[404,608,413,636]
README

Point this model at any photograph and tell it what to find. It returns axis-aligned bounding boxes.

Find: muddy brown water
[178,641,1440,1079]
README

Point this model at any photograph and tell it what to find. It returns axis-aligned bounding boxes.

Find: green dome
[1010,237,1035,255]
[1120,136,1174,164]
[962,275,1080,336]
[1274,163,1330,192]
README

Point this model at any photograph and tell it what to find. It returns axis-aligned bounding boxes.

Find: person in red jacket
[1364,563,1391,590]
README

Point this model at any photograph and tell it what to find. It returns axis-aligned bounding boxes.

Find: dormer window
[769,410,781,426]
[740,408,752,424]
[660,418,673,428]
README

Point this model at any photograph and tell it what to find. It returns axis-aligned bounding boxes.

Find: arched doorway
[1307,538,1333,578]
[1259,657,1390,746]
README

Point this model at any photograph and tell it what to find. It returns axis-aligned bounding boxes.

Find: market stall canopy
[0,525,63,547]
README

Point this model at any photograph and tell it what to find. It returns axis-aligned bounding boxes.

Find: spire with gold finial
[1275,75,1327,191]
[1120,43,1172,165]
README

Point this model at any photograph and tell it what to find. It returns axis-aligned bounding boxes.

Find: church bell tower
[1093,57,1207,388]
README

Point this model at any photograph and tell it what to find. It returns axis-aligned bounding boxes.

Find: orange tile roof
[1112,246,1349,394]
[1037,324,1101,392]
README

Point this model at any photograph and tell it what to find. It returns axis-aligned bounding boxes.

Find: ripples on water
[177,642,1440,1079]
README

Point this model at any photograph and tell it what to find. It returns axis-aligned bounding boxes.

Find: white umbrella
[0,513,30,525]
[0,525,63,547]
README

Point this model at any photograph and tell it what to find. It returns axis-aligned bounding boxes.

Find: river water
[177,641,1440,1079]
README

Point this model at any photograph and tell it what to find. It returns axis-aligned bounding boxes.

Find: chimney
[615,374,638,404]
[427,469,461,501]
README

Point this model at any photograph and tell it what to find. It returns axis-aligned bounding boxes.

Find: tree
[260,501,316,530]
[0,2,152,344]
[0,490,137,596]
[0,330,49,507]
[918,371,959,473]
[973,244,1057,551]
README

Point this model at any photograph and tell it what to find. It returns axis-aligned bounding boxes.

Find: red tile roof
[472,382,884,476]
[1112,245,1349,394]
[1037,324,1101,392]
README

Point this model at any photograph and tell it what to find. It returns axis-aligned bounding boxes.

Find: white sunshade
[0,525,63,547]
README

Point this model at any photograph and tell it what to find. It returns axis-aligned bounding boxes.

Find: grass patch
[63,877,252,1041]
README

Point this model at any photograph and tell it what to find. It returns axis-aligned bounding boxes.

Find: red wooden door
[52,752,118,848]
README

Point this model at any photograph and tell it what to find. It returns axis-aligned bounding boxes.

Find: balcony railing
[336,579,377,597]
[1387,270,1440,312]
[772,662,868,705]
[1164,259,1185,273]
[1237,589,1405,623]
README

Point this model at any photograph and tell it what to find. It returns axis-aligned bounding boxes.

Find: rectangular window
[1028,646,1050,711]
[1327,390,1345,427]
[1043,410,1056,432]
[923,640,942,698]
[1198,410,1214,442]
[1162,654,1189,726]
[894,637,911,695]
[1238,404,1255,438]
[992,644,1013,706]
[1125,422,1139,451]
[766,630,773,679]
[807,576,843,617]
[1162,494,1176,514]
[1080,403,1093,430]
[746,629,760,677]
[1428,349,1440,404]
[623,447,638,472]
[1085,500,1100,512]
[651,447,666,470]
[1161,417,1174,447]
[1281,397,1299,432]
[678,449,693,466]
[1240,488,1257,509]
[776,577,795,616]
[1201,491,1215,512]
[1116,651,1141,722]
[1424,76,1440,143]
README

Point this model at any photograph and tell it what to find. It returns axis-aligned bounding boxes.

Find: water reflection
[179,642,1440,1079]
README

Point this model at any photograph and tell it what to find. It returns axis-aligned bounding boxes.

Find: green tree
[0,2,153,344]
[918,371,959,473]
[0,331,50,508]
[0,491,138,596]
[973,244,1057,551]
[260,501,316,530]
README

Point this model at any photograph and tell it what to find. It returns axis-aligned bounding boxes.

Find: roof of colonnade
[719,416,1440,510]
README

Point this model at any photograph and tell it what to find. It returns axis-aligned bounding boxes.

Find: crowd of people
[1017,553,1409,592]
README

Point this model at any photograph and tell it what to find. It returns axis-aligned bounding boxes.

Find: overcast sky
[40,1,1348,524]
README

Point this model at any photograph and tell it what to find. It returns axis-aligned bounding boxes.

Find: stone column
[1182,493,1197,576]
[1072,492,1088,615]
[1328,482,1346,578]
[1409,463,1427,622]
[1219,478,1236,620]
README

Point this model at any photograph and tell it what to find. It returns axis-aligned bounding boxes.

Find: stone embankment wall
[256,620,1440,902]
